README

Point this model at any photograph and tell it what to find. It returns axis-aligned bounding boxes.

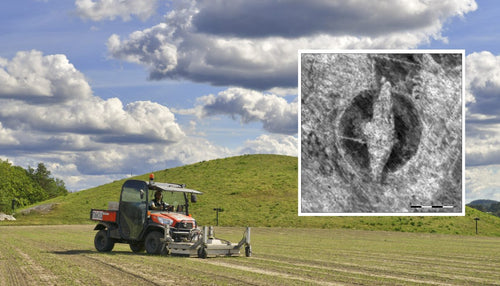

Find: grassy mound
[6,154,500,236]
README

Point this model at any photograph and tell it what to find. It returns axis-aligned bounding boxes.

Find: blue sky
[0,0,498,203]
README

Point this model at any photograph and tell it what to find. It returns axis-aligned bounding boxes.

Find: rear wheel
[145,231,164,254]
[94,230,115,252]
[129,242,145,253]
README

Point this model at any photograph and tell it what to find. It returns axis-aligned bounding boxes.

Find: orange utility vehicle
[90,174,251,258]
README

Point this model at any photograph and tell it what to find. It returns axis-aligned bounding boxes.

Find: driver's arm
[161,202,169,211]
[150,201,159,210]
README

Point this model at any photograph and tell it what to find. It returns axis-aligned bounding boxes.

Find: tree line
[0,159,68,213]
[467,201,500,218]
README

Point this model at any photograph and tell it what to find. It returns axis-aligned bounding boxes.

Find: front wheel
[245,245,252,257]
[145,231,164,254]
[129,242,145,253]
[94,229,115,252]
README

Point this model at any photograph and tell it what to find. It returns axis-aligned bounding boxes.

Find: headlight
[157,217,173,226]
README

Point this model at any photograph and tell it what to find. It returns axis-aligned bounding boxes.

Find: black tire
[145,231,164,254]
[197,246,207,259]
[245,245,252,257]
[129,242,145,253]
[94,229,115,252]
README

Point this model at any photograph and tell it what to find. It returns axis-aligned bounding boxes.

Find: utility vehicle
[90,174,251,258]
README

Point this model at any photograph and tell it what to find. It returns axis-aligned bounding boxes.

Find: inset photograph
[299,51,464,215]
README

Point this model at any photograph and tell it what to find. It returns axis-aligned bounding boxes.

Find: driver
[149,190,169,211]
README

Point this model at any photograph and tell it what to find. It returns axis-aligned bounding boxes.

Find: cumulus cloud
[0,122,18,145]
[466,51,500,118]
[467,130,500,165]
[73,133,296,177]
[193,0,476,38]
[107,26,178,76]
[239,134,298,157]
[464,51,500,166]
[0,50,92,102]
[67,136,232,177]
[11,132,296,190]
[107,0,476,89]
[75,0,160,21]
[0,50,298,190]
[0,50,184,148]
[466,166,500,202]
[195,88,297,135]
[162,137,233,166]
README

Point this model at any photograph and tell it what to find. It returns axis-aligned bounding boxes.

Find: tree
[0,160,47,213]
[0,160,69,213]
[27,163,68,199]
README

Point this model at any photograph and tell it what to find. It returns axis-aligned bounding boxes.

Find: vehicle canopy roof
[148,182,203,195]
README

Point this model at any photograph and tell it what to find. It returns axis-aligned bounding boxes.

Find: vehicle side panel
[90,209,117,222]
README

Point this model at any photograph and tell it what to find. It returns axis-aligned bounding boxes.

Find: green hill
[467,199,500,218]
[6,154,500,236]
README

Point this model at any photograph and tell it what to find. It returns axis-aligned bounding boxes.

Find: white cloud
[70,136,233,180]
[5,0,481,193]
[0,50,185,145]
[0,122,18,145]
[467,136,500,166]
[107,0,476,89]
[163,137,233,165]
[0,50,298,191]
[239,134,298,157]
[3,133,233,191]
[0,50,196,189]
[107,26,178,76]
[465,51,500,167]
[195,88,297,134]
[0,50,92,101]
[466,166,500,202]
[466,51,500,116]
[31,133,296,191]
[267,87,298,97]
[75,0,160,21]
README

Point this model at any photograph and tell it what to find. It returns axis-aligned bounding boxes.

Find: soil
[18,203,58,215]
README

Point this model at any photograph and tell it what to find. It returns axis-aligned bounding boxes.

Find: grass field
[2,155,499,285]
[0,225,499,285]
[0,155,500,286]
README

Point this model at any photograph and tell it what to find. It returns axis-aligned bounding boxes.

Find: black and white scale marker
[410,205,454,209]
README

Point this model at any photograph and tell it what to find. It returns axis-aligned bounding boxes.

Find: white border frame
[298,49,466,216]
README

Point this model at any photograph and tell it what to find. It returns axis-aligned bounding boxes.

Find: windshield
[150,191,186,213]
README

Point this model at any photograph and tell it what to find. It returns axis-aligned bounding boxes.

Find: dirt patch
[18,203,58,215]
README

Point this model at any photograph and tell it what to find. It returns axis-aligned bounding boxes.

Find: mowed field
[0,225,499,285]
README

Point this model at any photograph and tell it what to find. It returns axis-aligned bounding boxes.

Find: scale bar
[410,205,454,209]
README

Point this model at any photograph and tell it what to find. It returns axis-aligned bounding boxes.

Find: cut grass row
[247,228,500,285]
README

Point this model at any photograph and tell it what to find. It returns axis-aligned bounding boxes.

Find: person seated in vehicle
[149,190,169,211]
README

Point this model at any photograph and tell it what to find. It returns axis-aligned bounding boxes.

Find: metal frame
[163,226,251,258]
